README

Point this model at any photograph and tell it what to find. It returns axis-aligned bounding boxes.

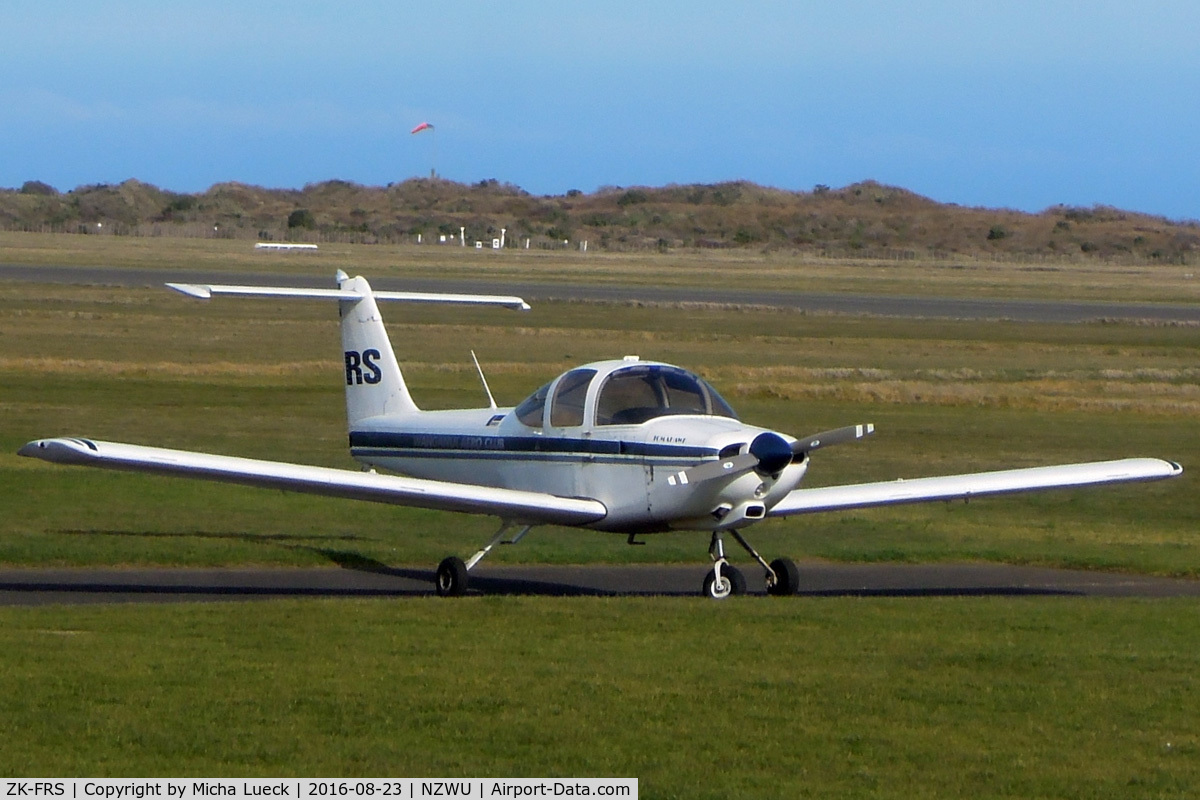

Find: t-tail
[166,271,530,430]
[338,272,419,423]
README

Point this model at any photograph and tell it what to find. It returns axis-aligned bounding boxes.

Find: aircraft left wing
[769,458,1182,516]
[18,438,607,526]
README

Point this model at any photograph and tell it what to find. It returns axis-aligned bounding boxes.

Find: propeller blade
[666,453,758,486]
[666,425,875,488]
[668,431,797,486]
[791,423,875,455]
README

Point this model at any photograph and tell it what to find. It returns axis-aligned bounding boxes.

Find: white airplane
[19,272,1183,598]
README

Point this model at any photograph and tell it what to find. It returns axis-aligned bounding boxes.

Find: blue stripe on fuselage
[348,430,715,461]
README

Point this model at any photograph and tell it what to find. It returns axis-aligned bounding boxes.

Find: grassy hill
[2,177,1197,263]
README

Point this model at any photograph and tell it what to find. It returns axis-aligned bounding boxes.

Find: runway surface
[2,563,1198,605]
[3,263,1199,323]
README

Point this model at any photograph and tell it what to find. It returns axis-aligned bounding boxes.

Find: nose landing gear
[703,529,801,599]
[703,531,747,598]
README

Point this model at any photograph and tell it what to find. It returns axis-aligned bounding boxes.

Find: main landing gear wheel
[767,557,801,596]
[435,556,468,597]
[436,523,534,597]
[702,563,746,600]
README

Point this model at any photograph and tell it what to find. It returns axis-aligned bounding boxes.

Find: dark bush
[617,189,649,207]
[287,208,316,229]
[20,180,58,196]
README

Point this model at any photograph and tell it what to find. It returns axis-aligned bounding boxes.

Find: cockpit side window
[514,381,552,428]
[704,381,739,419]
[549,368,596,427]
[661,368,707,414]
[596,369,661,425]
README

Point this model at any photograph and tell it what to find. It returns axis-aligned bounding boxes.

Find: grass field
[1,235,1198,793]
[3,597,1199,798]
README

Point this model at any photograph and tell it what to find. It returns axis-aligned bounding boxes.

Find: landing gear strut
[435,522,532,597]
[702,529,800,599]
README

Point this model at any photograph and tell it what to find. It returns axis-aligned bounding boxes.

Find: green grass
[2,597,1198,798]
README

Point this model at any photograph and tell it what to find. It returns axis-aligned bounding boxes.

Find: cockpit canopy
[513,360,738,429]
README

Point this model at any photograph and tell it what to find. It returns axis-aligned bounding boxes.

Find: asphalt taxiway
[2,263,1199,323]
[1,563,1198,605]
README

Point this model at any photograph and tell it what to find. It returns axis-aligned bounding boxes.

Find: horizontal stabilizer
[769,458,1182,516]
[19,438,605,526]
[166,282,530,310]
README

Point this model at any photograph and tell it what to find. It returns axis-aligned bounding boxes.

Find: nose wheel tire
[767,557,801,596]
[435,556,469,597]
[702,562,746,599]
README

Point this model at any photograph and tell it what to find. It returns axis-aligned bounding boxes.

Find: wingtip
[17,437,97,463]
[166,282,212,299]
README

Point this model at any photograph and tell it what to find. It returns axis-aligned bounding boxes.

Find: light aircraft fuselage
[349,357,809,533]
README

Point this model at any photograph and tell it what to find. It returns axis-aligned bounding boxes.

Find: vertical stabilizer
[338,273,419,424]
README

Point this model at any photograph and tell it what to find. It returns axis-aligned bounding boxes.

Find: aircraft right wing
[18,437,607,526]
[768,458,1183,516]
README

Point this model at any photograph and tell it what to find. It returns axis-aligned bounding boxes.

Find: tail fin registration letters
[344,349,382,385]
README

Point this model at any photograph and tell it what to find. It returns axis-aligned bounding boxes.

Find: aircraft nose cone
[750,432,793,476]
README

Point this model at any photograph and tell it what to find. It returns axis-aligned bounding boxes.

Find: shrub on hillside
[287,208,316,229]
[21,181,58,196]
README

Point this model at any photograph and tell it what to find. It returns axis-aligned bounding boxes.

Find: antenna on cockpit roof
[471,350,498,410]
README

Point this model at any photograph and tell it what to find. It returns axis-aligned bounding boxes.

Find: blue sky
[3,1,1198,219]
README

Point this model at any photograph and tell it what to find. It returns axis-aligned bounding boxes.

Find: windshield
[514,381,551,427]
[595,365,737,425]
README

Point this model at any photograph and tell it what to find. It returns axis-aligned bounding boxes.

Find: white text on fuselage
[410,434,506,451]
